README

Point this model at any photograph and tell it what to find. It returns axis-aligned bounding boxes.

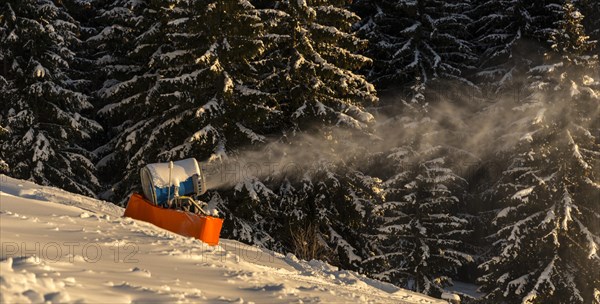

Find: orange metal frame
[123,193,224,246]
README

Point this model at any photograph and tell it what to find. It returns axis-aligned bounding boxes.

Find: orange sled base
[124,193,224,246]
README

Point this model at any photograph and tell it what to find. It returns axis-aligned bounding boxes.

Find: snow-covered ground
[0,175,445,303]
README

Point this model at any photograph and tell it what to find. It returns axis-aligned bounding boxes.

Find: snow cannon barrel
[140,158,207,207]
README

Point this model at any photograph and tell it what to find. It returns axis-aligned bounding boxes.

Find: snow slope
[0,175,444,303]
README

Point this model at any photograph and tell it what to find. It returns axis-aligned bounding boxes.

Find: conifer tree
[364,144,473,296]
[58,0,99,96]
[528,0,596,91]
[276,156,384,270]
[88,0,148,92]
[0,117,8,173]
[93,0,178,200]
[471,0,594,93]
[257,0,377,130]
[0,0,102,196]
[471,0,531,93]
[478,2,600,302]
[97,0,379,201]
[96,0,284,203]
[237,0,381,262]
[218,172,282,248]
[0,71,8,173]
[210,132,385,268]
[478,88,600,303]
[355,0,476,103]
[575,0,600,45]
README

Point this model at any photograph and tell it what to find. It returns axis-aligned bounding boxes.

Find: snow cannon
[140,158,207,207]
[123,158,224,246]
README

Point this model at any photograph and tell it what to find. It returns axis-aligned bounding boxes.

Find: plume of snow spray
[201,70,600,191]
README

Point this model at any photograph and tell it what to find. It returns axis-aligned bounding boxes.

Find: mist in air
[202,71,599,191]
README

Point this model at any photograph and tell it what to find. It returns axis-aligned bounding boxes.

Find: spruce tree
[88,0,148,94]
[220,172,281,248]
[0,119,8,173]
[575,0,600,45]
[0,69,8,173]
[59,0,99,97]
[276,155,384,270]
[240,0,381,264]
[93,0,177,200]
[471,0,595,94]
[364,144,473,296]
[528,0,596,92]
[0,0,102,196]
[478,89,600,303]
[355,0,476,103]
[257,0,377,130]
[478,2,600,302]
[471,0,532,93]
[96,0,284,202]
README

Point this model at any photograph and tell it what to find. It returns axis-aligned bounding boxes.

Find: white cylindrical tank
[140,158,207,206]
